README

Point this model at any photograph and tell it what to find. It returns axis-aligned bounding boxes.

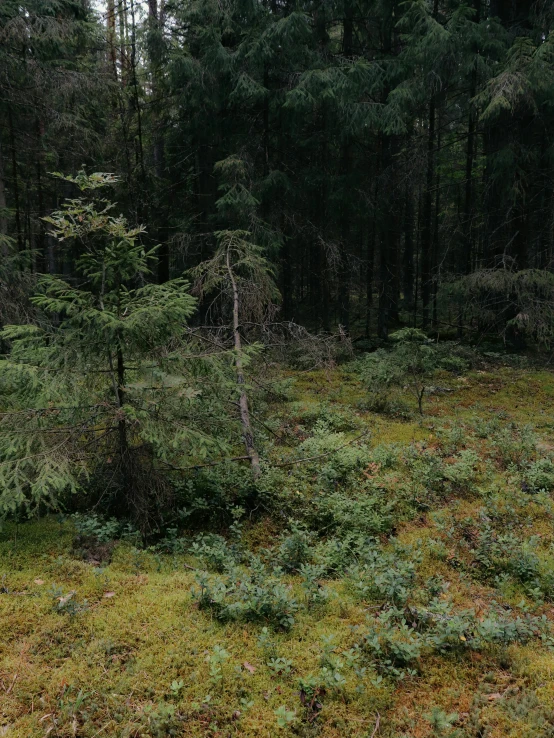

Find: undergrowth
[2,362,554,737]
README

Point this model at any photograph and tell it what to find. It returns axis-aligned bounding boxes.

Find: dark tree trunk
[7,107,23,252]
[0,135,8,259]
[366,209,376,337]
[403,183,414,312]
[339,141,351,334]
[421,99,435,327]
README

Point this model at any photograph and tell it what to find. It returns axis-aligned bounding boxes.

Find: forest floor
[2,361,554,737]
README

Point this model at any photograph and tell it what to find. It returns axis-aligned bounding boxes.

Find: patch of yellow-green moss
[2,364,554,736]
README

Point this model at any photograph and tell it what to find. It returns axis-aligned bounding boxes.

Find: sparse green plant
[169,679,185,698]
[277,522,315,572]
[357,329,460,415]
[192,564,299,630]
[206,645,230,690]
[267,657,294,678]
[425,707,460,736]
[274,704,296,728]
[349,546,417,606]
[299,563,329,608]
[190,533,241,572]
[523,457,554,493]
[49,585,88,617]
[58,686,89,722]
[72,513,122,543]
[142,702,180,737]
[257,627,278,659]
[490,424,537,469]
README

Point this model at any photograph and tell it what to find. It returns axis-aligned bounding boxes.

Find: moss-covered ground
[2,362,554,737]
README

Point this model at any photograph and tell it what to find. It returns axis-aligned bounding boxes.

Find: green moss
[2,364,554,736]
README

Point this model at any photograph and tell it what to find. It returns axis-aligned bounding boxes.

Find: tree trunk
[421,99,435,328]
[366,210,376,337]
[339,140,351,334]
[226,248,261,478]
[7,107,23,252]
[107,0,118,78]
[403,183,414,312]
[432,111,441,329]
[0,135,8,258]
[117,346,127,459]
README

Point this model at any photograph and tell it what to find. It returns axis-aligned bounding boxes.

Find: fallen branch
[370,713,381,738]
[273,429,370,468]
[160,429,370,474]
[5,672,18,695]
[161,455,251,472]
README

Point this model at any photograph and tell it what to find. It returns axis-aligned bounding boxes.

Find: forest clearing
[2,0,554,735]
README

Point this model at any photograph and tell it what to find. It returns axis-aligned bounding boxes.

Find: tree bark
[403,183,414,312]
[0,135,8,258]
[7,107,23,252]
[107,0,118,78]
[339,140,351,334]
[226,248,261,478]
[421,99,435,327]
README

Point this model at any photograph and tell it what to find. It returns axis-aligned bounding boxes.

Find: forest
[2,0,554,736]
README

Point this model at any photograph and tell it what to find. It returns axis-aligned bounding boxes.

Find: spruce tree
[0,173,230,532]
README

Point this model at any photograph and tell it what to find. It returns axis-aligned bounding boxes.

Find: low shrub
[348,543,419,606]
[356,601,546,679]
[276,523,315,572]
[192,560,299,630]
[190,532,241,572]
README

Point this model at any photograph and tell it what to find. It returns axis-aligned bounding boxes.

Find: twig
[273,429,370,468]
[370,713,381,738]
[5,673,18,695]
[161,455,251,472]
[90,721,114,738]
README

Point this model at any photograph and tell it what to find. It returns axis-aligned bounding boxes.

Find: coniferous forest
[3,1,554,736]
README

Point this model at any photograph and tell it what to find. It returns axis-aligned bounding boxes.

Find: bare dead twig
[273,430,370,468]
[5,673,18,695]
[370,713,381,738]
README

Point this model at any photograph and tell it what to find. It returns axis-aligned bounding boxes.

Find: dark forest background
[2,0,554,345]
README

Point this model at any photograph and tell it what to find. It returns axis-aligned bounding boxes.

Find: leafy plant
[267,657,294,677]
[357,329,450,415]
[349,545,418,606]
[169,679,185,698]
[192,562,299,630]
[425,707,460,736]
[142,702,180,737]
[206,645,230,690]
[274,705,296,728]
[299,563,329,608]
[50,585,88,617]
[277,522,315,572]
[190,533,241,572]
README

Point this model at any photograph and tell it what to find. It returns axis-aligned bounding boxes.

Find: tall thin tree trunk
[117,345,127,458]
[432,113,441,329]
[130,0,145,181]
[148,0,169,283]
[421,100,435,328]
[403,183,414,312]
[339,140,351,333]
[0,136,8,259]
[366,210,376,337]
[118,0,128,86]
[7,107,23,252]
[226,248,261,478]
[107,0,118,78]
